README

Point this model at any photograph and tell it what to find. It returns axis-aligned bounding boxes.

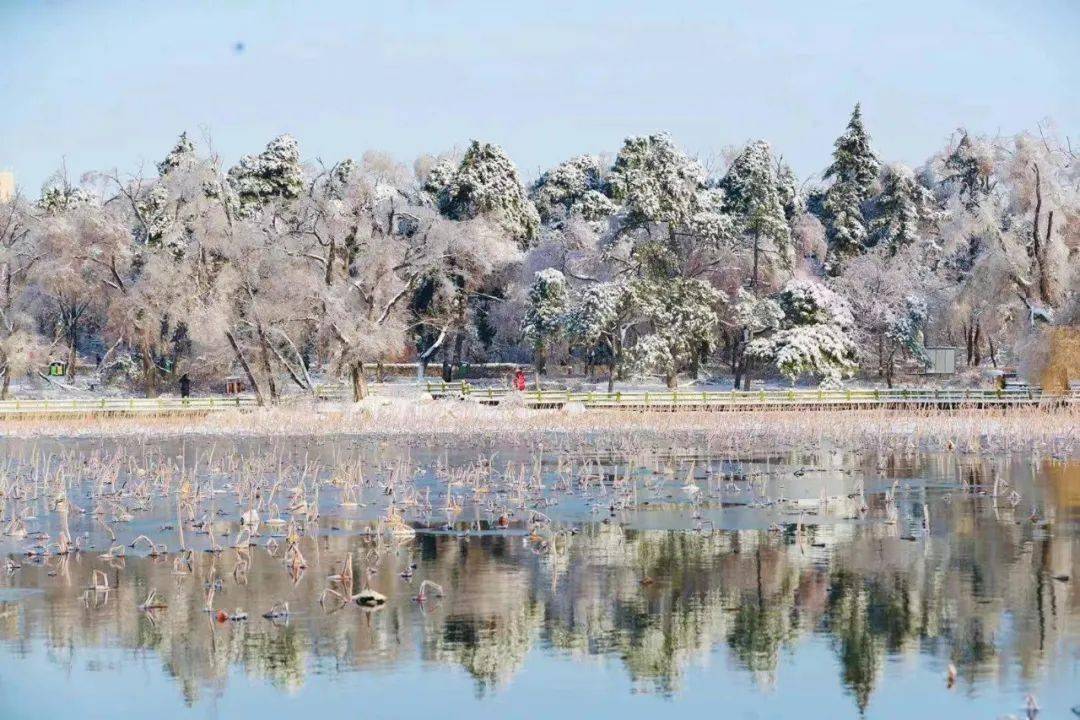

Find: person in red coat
[513,367,527,391]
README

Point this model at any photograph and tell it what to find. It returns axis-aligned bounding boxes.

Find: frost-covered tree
[722,140,793,286]
[0,193,45,398]
[37,184,94,214]
[532,155,616,225]
[227,134,304,212]
[941,132,992,210]
[748,279,858,386]
[30,193,129,381]
[606,133,732,278]
[630,278,720,387]
[157,132,197,177]
[521,268,568,374]
[822,104,879,267]
[427,140,540,248]
[565,280,636,390]
[834,246,936,384]
[775,161,802,222]
[870,163,936,255]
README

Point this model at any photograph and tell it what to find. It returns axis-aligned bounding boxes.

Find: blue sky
[1,0,1077,191]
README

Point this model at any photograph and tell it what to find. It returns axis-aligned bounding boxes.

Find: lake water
[0,437,1077,719]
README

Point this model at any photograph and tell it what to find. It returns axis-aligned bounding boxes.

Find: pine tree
[871,163,935,254]
[432,140,540,248]
[722,140,793,285]
[522,268,568,374]
[227,134,304,211]
[822,104,879,266]
[824,104,879,196]
[532,155,615,224]
[157,132,196,176]
[607,132,707,229]
[942,132,991,209]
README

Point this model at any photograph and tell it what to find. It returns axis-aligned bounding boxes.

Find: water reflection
[0,447,1077,718]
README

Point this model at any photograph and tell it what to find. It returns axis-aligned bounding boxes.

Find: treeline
[0,105,1076,400]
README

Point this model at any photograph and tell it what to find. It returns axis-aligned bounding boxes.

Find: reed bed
[0,397,1075,456]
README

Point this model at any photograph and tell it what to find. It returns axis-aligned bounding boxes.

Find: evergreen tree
[522,268,568,374]
[870,163,935,254]
[824,103,879,196]
[822,104,879,266]
[775,160,802,222]
[942,132,991,209]
[227,134,304,211]
[722,140,793,285]
[532,155,615,224]
[607,132,707,230]
[430,140,540,248]
[157,132,196,176]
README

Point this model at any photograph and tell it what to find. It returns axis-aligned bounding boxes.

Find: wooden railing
[425,381,1077,409]
[0,395,259,416]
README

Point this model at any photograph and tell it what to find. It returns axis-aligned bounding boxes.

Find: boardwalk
[426,382,1079,411]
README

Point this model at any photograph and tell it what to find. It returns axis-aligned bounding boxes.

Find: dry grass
[0,396,1076,455]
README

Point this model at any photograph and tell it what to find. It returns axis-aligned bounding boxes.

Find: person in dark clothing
[179,374,191,398]
[441,360,453,382]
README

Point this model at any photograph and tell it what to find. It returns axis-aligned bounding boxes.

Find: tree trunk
[751,232,761,289]
[225,329,264,406]
[607,363,615,393]
[972,322,982,366]
[877,332,885,379]
[350,361,367,402]
[251,313,278,403]
[534,342,547,376]
[665,372,677,389]
[1030,163,1055,306]
[66,318,77,381]
[142,337,158,398]
[324,238,335,286]
[0,369,9,400]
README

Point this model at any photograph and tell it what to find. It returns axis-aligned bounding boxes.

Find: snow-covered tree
[821,104,879,267]
[428,140,540,248]
[834,246,936,384]
[824,104,879,199]
[565,280,635,390]
[604,132,734,287]
[630,277,720,387]
[748,279,858,386]
[775,161,802,222]
[870,163,936,254]
[607,132,711,231]
[37,184,94,214]
[521,268,568,374]
[941,132,992,210]
[0,194,45,398]
[227,134,304,212]
[532,155,616,225]
[722,140,794,285]
[157,131,197,176]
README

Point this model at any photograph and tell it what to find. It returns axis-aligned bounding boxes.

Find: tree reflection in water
[0,447,1076,716]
